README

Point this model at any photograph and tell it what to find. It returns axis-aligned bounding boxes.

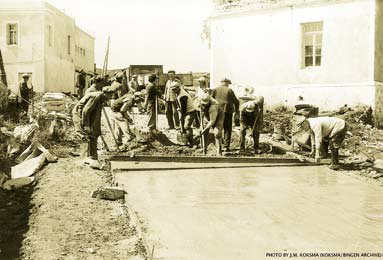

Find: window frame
[67,35,71,55]
[5,22,20,46]
[48,24,54,47]
[301,21,323,69]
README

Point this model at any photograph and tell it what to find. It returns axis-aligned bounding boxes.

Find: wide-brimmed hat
[199,93,211,105]
[198,77,206,83]
[171,82,181,91]
[220,78,231,85]
[296,115,307,126]
[115,72,124,79]
[244,101,257,113]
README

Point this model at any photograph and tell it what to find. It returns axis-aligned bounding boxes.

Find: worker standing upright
[76,69,86,98]
[144,74,160,133]
[18,74,33,114]
[164,70,180,130]
[212,78,239,152]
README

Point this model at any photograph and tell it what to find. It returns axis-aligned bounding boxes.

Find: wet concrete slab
[115,165,383,260]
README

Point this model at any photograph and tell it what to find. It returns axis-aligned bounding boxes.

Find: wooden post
[200,110,206,155]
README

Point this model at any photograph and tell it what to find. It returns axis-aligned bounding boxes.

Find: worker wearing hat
[128,74,145,112]
[173,83,198,147]
[164,70,180,130]
[18,73,33,114]
[195,76,210,98]
[296,116,347,170]
[144,74,161,132]
[85,75,104,94]
[239,96,264,154]
[197,93,225,155]
[110,72,127,98]
[76,69,86,99]
[128,74,140,93]
[211,78,239,152]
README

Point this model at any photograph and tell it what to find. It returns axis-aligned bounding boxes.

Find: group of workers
[72,69,347,171]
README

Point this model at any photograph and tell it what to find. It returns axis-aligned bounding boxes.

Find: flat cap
[198,77,206,82]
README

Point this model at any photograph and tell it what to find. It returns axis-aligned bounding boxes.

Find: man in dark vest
[76,69,86,98]
[212,78,239,152]
[144,74,160,133]
[18,74,32,113]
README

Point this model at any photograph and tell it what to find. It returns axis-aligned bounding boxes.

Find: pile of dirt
[263,105,294,135]
[336,106,382,159]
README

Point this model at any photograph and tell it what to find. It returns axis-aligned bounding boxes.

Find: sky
[47,0,213,73]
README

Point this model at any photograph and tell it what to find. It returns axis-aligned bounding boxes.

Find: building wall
[210,0,375,110]
[374,0,383,83]
[74,27,95,74]
[0,1,45,93]
[0,1,95,94]
[44,2,77,93]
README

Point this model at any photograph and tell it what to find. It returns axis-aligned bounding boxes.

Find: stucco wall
[374,0,383,83]
[44,3,76,93]
[210,0,374,109]
[0,9,45,93]
[74,27,94,74]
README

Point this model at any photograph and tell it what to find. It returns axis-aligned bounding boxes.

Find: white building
[0,1,95,94]
[209,0,383,126]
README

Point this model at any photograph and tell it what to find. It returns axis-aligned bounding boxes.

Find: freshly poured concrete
[115,165,383,260]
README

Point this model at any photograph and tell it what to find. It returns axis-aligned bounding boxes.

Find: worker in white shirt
[297,116,347,170]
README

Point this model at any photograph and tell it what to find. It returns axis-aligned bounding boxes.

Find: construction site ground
[0,105,382,259]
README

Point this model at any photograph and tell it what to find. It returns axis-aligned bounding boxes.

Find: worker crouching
[298,116,347,170]
[197,93,225,155]
[173,83,198,147]
[110,92,136,151]
[239,96,264,154]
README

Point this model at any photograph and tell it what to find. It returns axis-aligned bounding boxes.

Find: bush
[0,82,9,114]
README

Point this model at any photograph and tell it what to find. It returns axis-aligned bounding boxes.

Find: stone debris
[2,177,35,191]
[11,154,46,179]
[92,186,126,201]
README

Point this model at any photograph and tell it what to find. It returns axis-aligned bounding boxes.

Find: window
[67,35,71,55]
[6,23,18,45]
[302,22,323,68]
[48,25,53,47]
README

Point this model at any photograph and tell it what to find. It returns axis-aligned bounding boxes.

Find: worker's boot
[253,133,261,154]
[216,138,222,156]
[186,129,194,148]
[329,149,340,170]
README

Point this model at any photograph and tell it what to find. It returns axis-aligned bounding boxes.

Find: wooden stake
[102,108,120,152]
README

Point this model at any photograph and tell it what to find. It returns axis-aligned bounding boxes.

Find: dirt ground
[17,157,146,260]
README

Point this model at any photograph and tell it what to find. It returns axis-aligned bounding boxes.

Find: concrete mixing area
[112,161,383,260]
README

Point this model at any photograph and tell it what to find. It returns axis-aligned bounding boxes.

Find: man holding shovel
[173,83,198,147]
[239,96,264,154]
[197,93,225,156]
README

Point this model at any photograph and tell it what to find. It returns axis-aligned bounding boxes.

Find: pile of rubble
[0,92,79,192]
